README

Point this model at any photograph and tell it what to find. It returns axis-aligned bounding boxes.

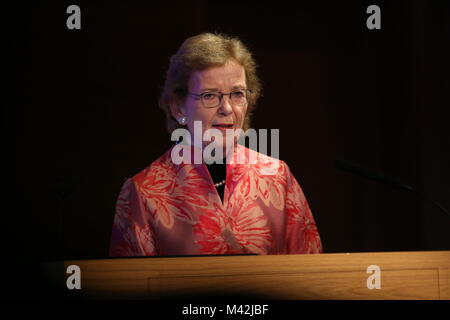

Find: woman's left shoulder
[237,145,288,176]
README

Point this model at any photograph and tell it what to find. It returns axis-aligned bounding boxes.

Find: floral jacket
[109,144,323,256]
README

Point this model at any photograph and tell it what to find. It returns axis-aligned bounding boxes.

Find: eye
[201,92,218,101]
[231,90,245,98]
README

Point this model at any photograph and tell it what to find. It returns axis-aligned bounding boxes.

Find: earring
[178,116,187,125]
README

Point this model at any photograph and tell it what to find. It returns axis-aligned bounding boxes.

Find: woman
[109,33,322,256]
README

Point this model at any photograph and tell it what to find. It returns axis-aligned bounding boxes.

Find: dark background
[7,0,449,268]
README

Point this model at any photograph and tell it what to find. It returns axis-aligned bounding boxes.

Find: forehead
[188,60,246,91]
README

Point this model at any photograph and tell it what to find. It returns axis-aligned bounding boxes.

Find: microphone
[335,159,450,218]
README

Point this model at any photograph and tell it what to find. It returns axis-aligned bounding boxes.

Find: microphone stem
[410,189,450,219]
[335,159,450,219]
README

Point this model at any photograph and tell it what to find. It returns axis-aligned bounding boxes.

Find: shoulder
[235,144,290,177]
[131,147,178,189]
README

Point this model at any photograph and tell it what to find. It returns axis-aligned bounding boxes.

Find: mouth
[211,123,234,130]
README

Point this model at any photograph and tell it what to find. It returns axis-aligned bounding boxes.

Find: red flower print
[113,179,133,230]
[138,160,191,228]
[194,198,272,255]
[285,172,323,253]
[229,148,287,211]
[117,223,156,256]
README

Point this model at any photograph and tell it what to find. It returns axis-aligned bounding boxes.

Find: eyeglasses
[188,89,252,108]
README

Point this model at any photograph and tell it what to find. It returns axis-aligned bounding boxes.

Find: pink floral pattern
[193,198,272,255]
[109,145,322,256]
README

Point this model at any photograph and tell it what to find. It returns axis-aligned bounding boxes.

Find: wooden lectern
[44,251,450,300]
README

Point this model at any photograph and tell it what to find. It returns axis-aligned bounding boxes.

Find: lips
[212,123,234,129]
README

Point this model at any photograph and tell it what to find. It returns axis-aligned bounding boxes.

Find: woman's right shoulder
[128,147,177,188]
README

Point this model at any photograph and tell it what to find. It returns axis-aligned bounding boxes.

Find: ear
[169,98,185,120]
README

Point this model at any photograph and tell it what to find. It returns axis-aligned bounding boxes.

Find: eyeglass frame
[186,88,252,108]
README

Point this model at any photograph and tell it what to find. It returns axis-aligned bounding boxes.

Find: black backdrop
[7,0,450,265]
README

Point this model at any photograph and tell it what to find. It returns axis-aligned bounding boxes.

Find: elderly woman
[109,33,322,256]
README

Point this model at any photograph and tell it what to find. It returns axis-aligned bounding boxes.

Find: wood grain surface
[53,251,450,300]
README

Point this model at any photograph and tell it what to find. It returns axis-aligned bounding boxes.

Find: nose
[218,95,233,116]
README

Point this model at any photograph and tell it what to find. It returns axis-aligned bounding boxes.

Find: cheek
[197,109,216,123]
[186,108,215,131]
[237,107,248,125]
